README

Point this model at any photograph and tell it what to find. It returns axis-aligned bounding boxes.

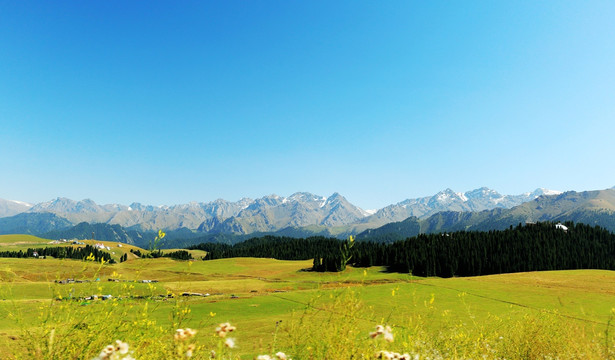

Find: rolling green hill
[1,256,615,359]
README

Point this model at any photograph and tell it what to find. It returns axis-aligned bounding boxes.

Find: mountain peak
[530,188,563,197]
[288,192,323,204]
[433,188,467,203]
[464,187,501,200]
[474,187,497,194]
[2,187,579,236]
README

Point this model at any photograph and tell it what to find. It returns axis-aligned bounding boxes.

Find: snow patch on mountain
[9,200,33,207]
[4,186,568,233]
[537,188,563,196]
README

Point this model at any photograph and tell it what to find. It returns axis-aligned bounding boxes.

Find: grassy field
[0,234,55,251]
[162,248,208,259]
[0,234,143,261]
[1,237,615,359]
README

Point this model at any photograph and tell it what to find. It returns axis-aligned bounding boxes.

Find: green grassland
[162,248,208,259]
[1,237,615,358]
[0,234,136,259]
[0,234,55,251]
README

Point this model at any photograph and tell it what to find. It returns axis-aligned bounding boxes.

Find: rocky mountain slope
[0,199,33,218]
[0,187,565,237]
[357,189,615,242]
[360,187,561,225]
[0,188,553,234]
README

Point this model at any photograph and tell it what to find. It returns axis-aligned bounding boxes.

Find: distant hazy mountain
[0,198,33,218]
[357,189,615,242]
[0,212,72,235]
[41,222,148,245]
[360,187,562,224]
[5,187,614,246]
[1,187,563,237]
[27,197,254,231]
[193,192,369,234]
[16,192,371,234]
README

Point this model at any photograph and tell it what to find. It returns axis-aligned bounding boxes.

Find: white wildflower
[115,340,129,354]
[175,328,187,341]
[224,337,236,348]
[216,322,236,338]
[376,350,394,360]
[370,325,385,338]
[275,352,290,360]
[370,324,394,342]
[383,331,394,343]
[92,341,132,360]
[98,344,115,359]
[186,344,196,357]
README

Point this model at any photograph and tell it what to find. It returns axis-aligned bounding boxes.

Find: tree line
[0,245,114,263]
[190,222,615,277]
[190,235,343,261]
[130,248,193,260]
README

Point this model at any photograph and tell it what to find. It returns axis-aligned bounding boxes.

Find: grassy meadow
[1,235,615,359]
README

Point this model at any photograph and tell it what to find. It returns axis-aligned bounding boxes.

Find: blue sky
[1,1,614,209]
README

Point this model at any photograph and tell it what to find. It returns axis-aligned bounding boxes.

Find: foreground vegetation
[2,227,615,359]
[1,252,615,358]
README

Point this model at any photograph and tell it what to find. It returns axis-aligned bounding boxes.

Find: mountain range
[0,187,561,236]
[357,188,615,242]
[3,187,615,247]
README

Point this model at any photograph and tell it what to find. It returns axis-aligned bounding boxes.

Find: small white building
[555,223,568,232]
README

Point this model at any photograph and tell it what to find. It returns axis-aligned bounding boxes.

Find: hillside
[0,212,72,235]
[358,189,615,241]
[40,222,205,249]
[0,234,151,263]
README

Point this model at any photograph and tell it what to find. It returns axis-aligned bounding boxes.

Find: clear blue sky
[1,1,614,209]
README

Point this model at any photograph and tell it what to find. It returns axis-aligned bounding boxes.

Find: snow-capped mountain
[197,192,368,233]
[361,187,563,225]
[0,199,33,218]
[15,192,368,233]
[357,188,615,240]
[1,187,563,235]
